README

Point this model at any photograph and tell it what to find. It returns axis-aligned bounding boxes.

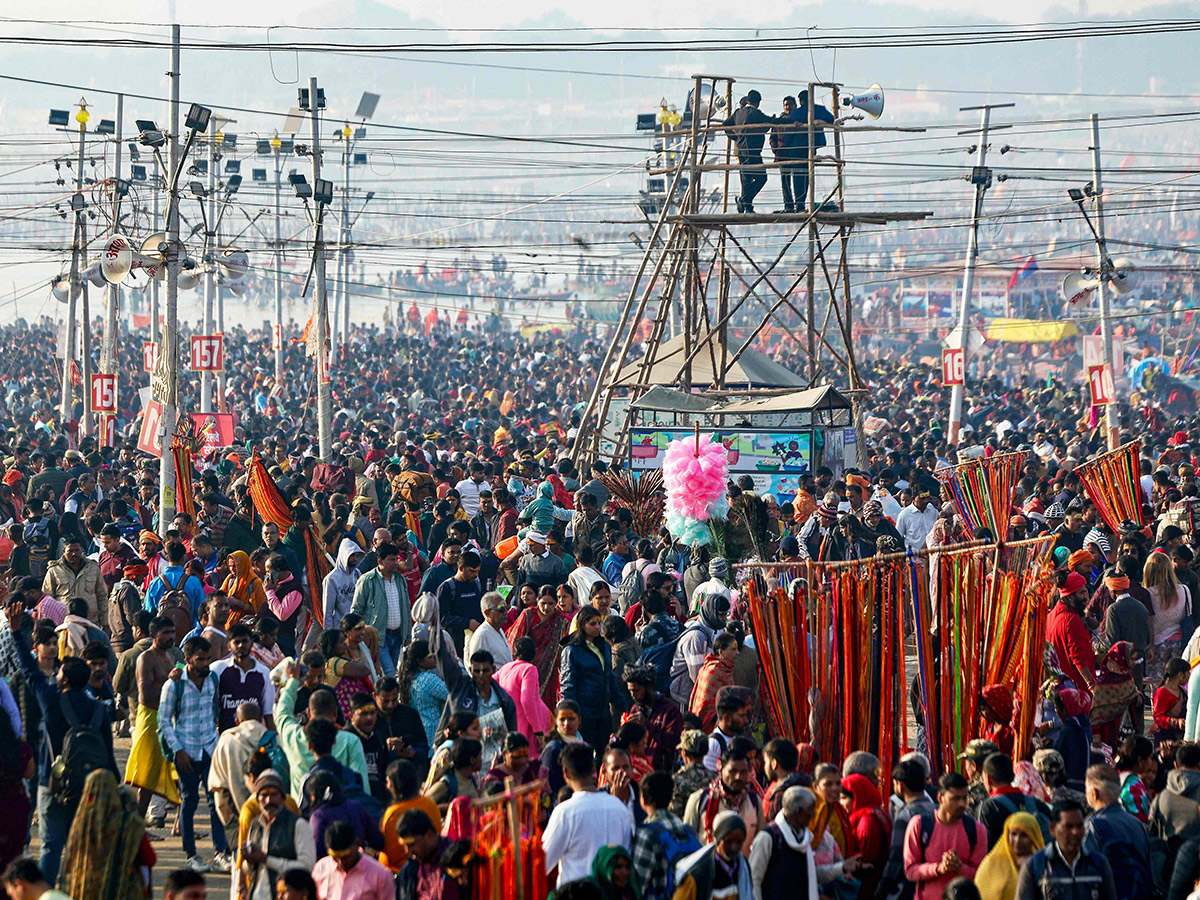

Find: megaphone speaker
[83,262,107,288]
[1061,271,1100,305]
[843,84,884,119]
[1109,258,1137,295]
[101,234,133,284]
[177,270,198,291]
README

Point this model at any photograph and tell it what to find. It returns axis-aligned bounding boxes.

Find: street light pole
[201,115,217,414]
[272,134,284,384]
[61,98,88,425]
[309,76,333,461]
[946,102,1013,447]
[100,92,123,448]
[1090,114,1120,451]
[341,126,352,351]
[158,24,181,533]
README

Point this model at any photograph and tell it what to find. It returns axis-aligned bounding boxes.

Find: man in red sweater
[903,771,987,900]
[1046,572,1097,695]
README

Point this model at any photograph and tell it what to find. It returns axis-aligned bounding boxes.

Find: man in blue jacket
[1082,764,1150,900]
[1016,798,1116,900]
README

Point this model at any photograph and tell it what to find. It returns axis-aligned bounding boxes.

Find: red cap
[1059,571,1087,597]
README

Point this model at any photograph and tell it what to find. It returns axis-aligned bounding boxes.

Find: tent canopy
[985,318,1079,343]
[614,331,805,389]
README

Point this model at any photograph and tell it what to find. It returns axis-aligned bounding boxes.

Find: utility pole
[149,153,160,353]
[101,93,123,448]
[200,115,217,414]
[340,124,352,351]
[309,76,333,460]
[61,98,88,425]
[946,102,1013,447]
[271,133,284,384]
[158,23,181,533]
[1091,113,1120,451]
[80,214,92,438]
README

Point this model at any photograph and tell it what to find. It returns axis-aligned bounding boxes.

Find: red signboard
[91,374,117,413]
[188,412,236,458]
[1088,364,1114,406]
[138,400,164,457]
[942,348,965,386]
[190,334,224,372]
[99,414,116,449]
[272,324,283,351]
[143,342,158,373]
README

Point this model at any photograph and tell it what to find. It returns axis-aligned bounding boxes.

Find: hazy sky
[19,0,1170,30]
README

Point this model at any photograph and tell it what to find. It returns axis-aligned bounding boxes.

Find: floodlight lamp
[95,119,115,135]
[354,128,365,140]
[225,160,241,173]
[364,191,375,203]
[290,174,312,199]
[353,152,367,166]
[252,168,266,182]
[256,139,271,155]
[131,165,147,181]
[49,109,69,127]
[1067,188,1085,202]
[115,178,130,197]
[185,103,212,133]
[127,143,140,161]
[288,172,305,185]
[226,174,242,194]
[223,134,237,148]
[298,88,310,110]
[314,179,333,205]
[190,181,207,198]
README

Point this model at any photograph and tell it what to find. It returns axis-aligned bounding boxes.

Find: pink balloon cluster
[663,433,729,520]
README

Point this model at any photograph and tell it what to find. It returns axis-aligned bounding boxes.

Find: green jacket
[350,568,412,641]
[276,676,369,798]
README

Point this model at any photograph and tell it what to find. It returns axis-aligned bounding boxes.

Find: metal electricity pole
[100,93,123,447]
[272,135,284,384]
[80,214,92,438]
[149,153,160,351]
[339,125,352,351]
[309,76,333,460]
[61,99,88,424]
[201,115,217,413]
[158,24,181,532]
[946,102,1013,447]
[1090,114,1120,451]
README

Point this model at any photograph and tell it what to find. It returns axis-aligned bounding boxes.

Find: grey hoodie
[1149,767,1200,844]
[322,539,363,631]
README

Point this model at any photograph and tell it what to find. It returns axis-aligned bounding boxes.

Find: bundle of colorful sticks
[935,450,1026,539]
[1076,440,1146,531]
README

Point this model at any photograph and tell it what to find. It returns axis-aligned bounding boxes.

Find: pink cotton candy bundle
[663,433,729,521]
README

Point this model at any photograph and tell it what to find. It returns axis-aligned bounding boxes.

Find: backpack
[49,694,109,805]
[25,517,51,578]
[157,670,219,760]
[109,580,142,642]
[257,730,291,788]
[640,624,703,696]
[614,559,649,613]
[647,821,702,896]
[917,811,978,859]
[155,572,195,636]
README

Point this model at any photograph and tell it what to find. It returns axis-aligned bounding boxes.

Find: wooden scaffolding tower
[574,75,932,467]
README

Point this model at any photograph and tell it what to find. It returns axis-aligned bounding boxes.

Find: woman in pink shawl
[496,636,552,747]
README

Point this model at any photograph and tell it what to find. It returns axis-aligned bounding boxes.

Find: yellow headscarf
[975,812,1045,900]
[221,549,267,623]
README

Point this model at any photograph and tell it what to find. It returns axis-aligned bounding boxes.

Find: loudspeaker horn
[177,270,198,291]
[51,274,76,302]
[83,261,106,288]
[843,84,884,119]
[100,234,133,284]
[220,248,249,277]
[1109,258,1137,295]
[1061,271,1100,304]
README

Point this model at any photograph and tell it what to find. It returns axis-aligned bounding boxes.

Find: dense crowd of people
[0,311,1197,900]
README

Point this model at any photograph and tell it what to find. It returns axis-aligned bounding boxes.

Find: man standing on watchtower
[723,90,777,214]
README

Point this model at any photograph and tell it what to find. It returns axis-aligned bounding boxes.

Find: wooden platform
[674,210,933,227]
